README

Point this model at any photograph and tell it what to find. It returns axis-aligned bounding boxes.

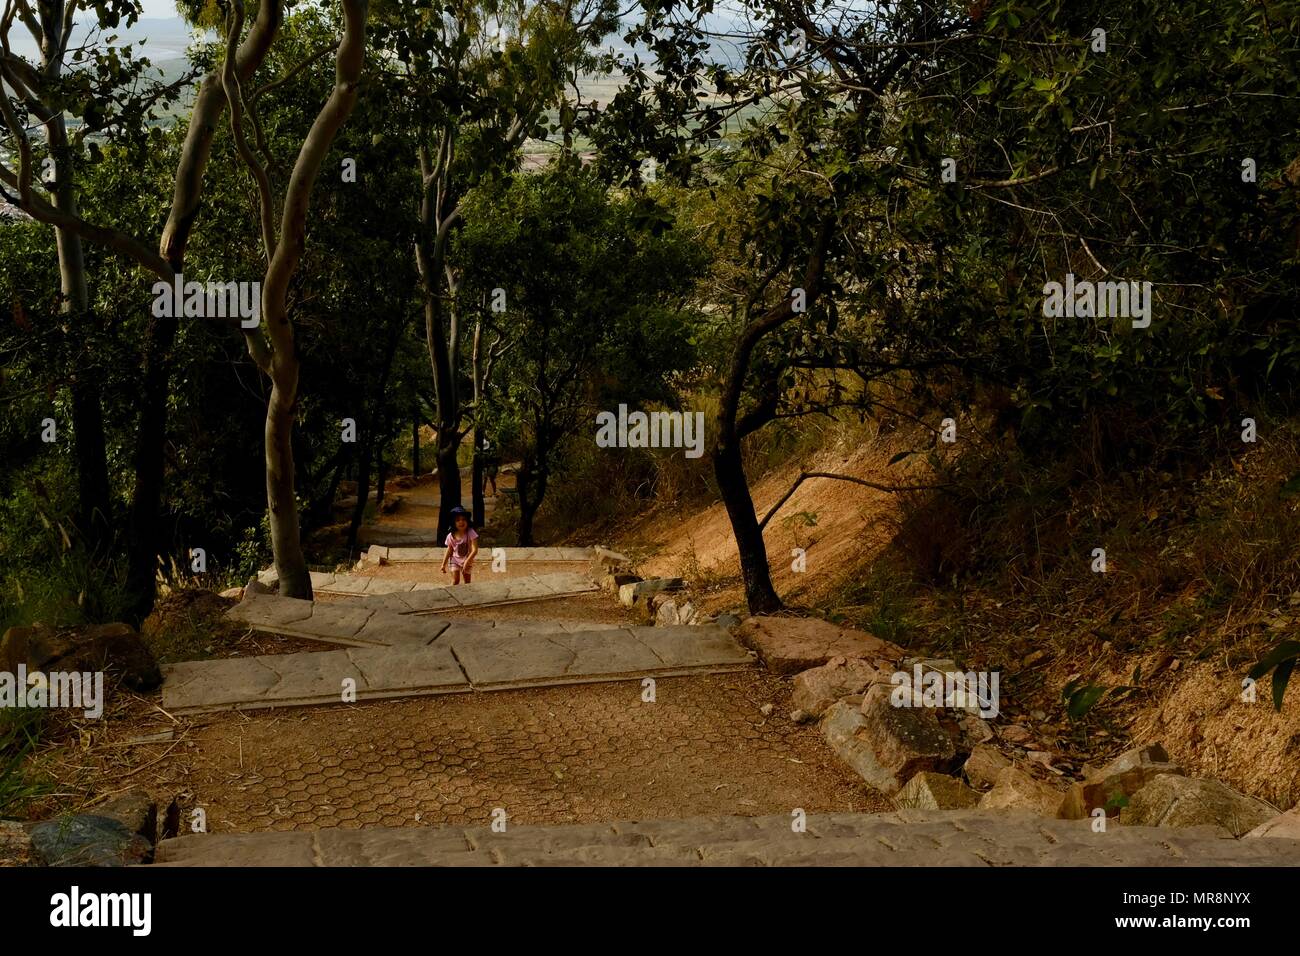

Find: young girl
[440,506,479,584]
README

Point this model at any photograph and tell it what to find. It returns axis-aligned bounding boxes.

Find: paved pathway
[162,624,752,714]
[227,594,622,648]
[365,545,593,564]
[347,571,599,613]
[151,810,1300,866]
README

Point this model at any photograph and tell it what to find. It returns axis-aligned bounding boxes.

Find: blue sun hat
[448,505,472,527]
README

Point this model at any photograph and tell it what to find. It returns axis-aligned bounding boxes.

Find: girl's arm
[465,539,479,566]
[440,541,453,572]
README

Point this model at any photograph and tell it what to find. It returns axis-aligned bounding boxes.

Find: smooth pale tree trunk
[223,0,368,598]
[264,383,312,596]
[123,0,285,619]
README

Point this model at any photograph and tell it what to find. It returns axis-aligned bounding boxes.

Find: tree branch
[758,471,949,532]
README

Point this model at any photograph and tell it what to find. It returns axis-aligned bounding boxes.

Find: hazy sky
[139,0,180,17]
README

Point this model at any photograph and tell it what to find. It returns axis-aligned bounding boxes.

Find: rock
[714,613,741,631]
[821,701,906,794]
[29,815,153,866]
[366,545,390,565]
[894,771,982,811]
[954,713,995,750]
[219,586,244,600]
[593,545,631,570]
[618,578,684,607]
[963,744,1012,790]
[655,598,699,627]
[0,820,34,867]
[998,724,1033,746]
[94,789,157,844]
[1245,807,1300,839]
[1122,776,1276,837]
[256,567,278,587]
[790,657,881,719]
[1057,744,1184,820]
[819,684,958,794]
[1,622,161,692]
[735,616,905,676]
[601,572,640,593]
[759,703,774,717]
[790,709,814,724]
[977,767,1065,816]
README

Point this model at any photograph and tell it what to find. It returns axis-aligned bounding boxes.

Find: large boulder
[894,771,981,811]
[977,767,1066,816]
[1122,775,1276,837]
[1057,744,1184,820]
[791,657,882,718]
[1,622,161,692]
[735,616,904,675]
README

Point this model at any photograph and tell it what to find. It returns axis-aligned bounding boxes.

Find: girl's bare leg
[452,569,463,585]
[462,569,472,584]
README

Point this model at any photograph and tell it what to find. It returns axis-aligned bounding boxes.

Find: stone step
[227,593,624,649]
[161,624,751,714]
[151,810,1300,866]
[352,571,599,614]
[365,545,594,564]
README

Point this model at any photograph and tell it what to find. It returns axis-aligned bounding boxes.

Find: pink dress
[445,528,478,569]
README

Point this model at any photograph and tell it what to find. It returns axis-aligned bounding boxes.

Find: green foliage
[0,709,49,820]
[1248,640,1300,711]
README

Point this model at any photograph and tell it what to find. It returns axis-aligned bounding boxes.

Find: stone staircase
[162,546,752,714]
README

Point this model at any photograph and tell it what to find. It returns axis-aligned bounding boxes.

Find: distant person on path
[440,506,478,584]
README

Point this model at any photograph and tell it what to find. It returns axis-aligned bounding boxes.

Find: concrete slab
[361,572,598,614]
[162,643,471,714]
[448,624,751,689]
[163,623,750,712]
[227,595,451,648]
